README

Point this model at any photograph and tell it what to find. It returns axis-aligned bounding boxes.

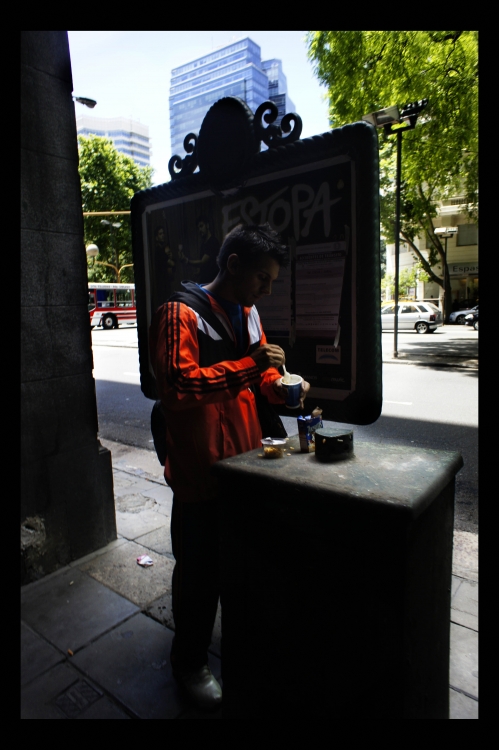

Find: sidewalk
[21,433,478,719]
[381,329,478,370]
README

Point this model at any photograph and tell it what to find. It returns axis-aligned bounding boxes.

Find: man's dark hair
[217,223,289,271]
[154,226,165,240]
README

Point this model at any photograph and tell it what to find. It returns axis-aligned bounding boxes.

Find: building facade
[261,58,295,126]
[76,115,151,168]
[385,197,478,307]
[169,38,296,158]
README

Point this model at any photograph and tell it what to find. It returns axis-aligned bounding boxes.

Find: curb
[383,358,478,370]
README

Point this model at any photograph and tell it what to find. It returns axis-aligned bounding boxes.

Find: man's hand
[273,377,311,409]
[251,344,285,373]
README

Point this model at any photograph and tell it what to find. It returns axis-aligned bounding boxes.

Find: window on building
[457,224,478,246]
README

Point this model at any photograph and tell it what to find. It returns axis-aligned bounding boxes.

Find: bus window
[97,291,115,308]
[116,290,133,308]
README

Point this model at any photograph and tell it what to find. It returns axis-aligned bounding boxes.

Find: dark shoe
[173,663,222,710]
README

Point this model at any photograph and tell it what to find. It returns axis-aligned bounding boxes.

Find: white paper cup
[279,374,303,409]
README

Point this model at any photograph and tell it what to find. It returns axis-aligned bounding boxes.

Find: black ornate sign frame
[131,98,382,425]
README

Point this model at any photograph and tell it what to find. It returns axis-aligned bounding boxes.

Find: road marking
[384,400,413,405]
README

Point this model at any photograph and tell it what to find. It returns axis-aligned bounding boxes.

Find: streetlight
[435,227,458,324]
[85,243,133,283]
[101,219,122,277]
[73,96,97,108]
[363,99,428,358]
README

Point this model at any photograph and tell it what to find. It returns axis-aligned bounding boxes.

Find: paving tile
[451,577,478,630]
[141,484,173,516]
[135,525,173,556]
[21,621,64,686]
[102,439,166,481]
[452,530,478,581]
[115,490,158,512]
[112,471,136,488]
[116,508,169,540]
[449,687,478,719]
[68,538,127,568]
[71,612,185,719]
[146,595,221,660]
[451,608,478,631]
[21,662,103,719]
[71,612,222,720]
[146,591,175,631]
[21,567,139,652]
[449,622,478,698]
[78,540,174,609]
[452,579,478,617]
[451,576,462,599]
[114,477,157,498]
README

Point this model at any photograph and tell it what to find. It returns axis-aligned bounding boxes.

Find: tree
[307,31,478,319]
[78,135,153,283]
[381,272,394,301]
[381,263,429,301]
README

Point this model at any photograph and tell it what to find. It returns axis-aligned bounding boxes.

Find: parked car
[454,298,478,311]
[381,301,443,334]
[449,304,478,325]
[464,311,479,331]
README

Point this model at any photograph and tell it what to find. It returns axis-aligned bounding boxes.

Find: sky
[67,31,331,186]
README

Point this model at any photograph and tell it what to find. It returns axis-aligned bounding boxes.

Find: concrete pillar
[21,31,116,584]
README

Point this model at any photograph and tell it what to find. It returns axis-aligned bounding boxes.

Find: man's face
[156,228,165,244]
[231,254,281,308]
[197,222,208,239]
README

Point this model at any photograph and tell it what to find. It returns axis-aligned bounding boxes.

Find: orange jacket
[149,282,284,502]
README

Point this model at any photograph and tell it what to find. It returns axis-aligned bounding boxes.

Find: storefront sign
[449,263,479,275]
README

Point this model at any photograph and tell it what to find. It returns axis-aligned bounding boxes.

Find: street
[91,323,478,533]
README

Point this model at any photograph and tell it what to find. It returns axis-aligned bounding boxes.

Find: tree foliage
[307,31,478,315]
[382,265,430,300]
[78,135,153,282]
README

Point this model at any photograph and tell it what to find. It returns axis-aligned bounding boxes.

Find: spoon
[282,363,290,383]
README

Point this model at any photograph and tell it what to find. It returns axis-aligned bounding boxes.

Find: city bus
[88,283,136,329]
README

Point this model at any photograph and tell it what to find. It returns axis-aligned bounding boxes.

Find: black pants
[170,496,220,670]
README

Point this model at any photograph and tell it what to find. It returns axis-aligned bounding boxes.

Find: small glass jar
[261,438,286,459]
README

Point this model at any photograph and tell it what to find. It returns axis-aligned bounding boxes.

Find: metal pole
[394,130,402,358]
[442,235,447,327]
[112,227,120,276]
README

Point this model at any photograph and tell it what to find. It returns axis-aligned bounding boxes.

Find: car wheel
[456,314,465,324]
[102,314,115,330]
[415,321,429,334]
[474,320,479,331]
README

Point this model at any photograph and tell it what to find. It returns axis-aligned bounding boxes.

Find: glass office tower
[169,38,295,157]
[261,58,295,126]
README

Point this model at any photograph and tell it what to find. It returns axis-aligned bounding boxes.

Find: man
[149,223,309,711]
[178,216,220,283]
